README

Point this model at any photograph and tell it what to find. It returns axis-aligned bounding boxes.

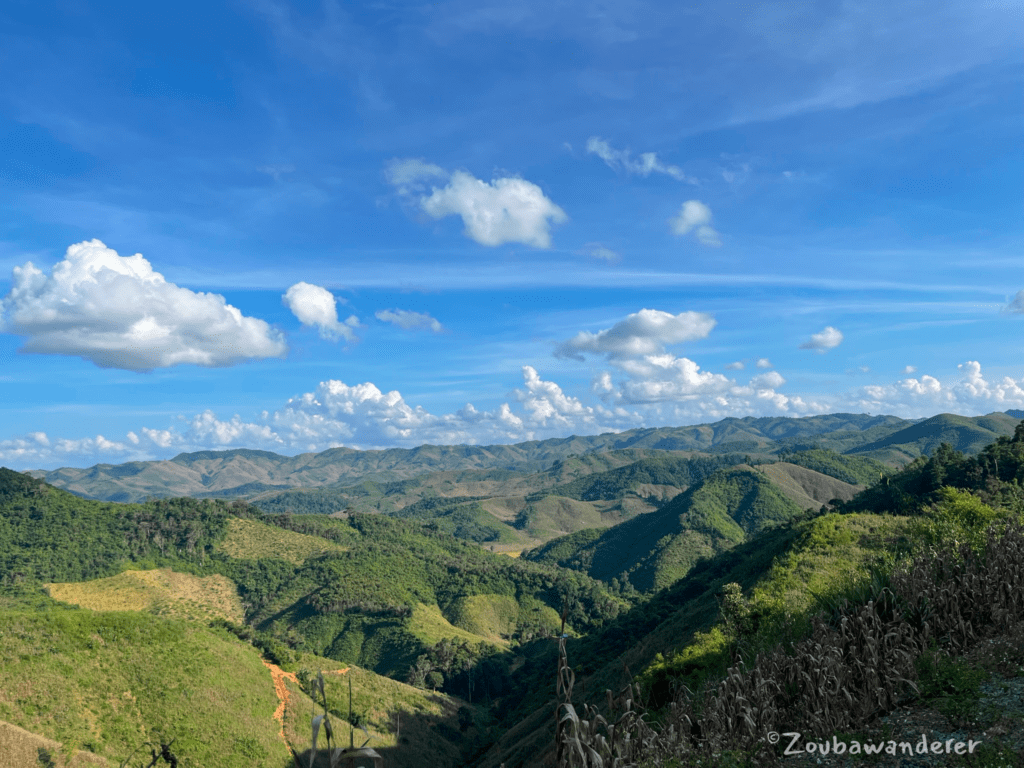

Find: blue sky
[1,0,1021,470]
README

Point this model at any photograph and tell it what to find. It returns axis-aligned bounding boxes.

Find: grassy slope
[0,598,478,768]
[0,604,289,768]
[752,461,861,510]
[850,412,1020,463]
[0,719,114,768]
[47,568,244,624]
[216,515,347,564]
[283,654,481,768]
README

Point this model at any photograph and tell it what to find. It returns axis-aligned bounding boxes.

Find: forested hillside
[3,411,1023,767]
[27,412,942,503]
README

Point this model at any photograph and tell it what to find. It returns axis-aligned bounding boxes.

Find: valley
[2,411,1023,767]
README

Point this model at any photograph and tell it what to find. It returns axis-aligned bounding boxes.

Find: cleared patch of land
[408,603,509,648]
[47,568,244,624]
[216,515,347,564]
[753,461,862,510]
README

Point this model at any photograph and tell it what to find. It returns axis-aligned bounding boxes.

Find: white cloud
[668,200,722,246]
[387,160,567,248]
[800,325,843,352]
[903,365,917,374]
[384,158,448,196]
[1003,290,1024,314]
[756,358,773,369]
[576,242,621,263]
[750,371,786,390]
[16,359,1024,471]
[283,282,359,342]
[850,362,1024,417]
[375,309,443,333]
[725,361,745,370]
[0,240,288,371]
[555,308,716,361]
[586,137,697,184]
[616,354,735,404]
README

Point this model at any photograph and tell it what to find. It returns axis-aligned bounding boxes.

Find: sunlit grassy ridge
[0,603,287,768]
[47,568,244,624]
[216,515,346,565]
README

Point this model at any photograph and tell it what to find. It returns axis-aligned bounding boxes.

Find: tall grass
[554,516,1024,766]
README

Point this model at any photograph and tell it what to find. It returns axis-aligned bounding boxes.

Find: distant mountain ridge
[19,412,1022,504]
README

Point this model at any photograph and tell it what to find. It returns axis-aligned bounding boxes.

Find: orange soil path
[260,660,351,747]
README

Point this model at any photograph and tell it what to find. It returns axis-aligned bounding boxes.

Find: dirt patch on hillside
[261,660,351,747]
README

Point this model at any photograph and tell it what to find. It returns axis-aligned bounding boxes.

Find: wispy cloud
[375,309,443,333]
[586,137,698,184]
[576,242,621,263]
[1002,289,1024,315]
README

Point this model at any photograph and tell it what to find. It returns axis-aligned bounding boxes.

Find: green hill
[848,412,1020,462]
[525,466,804,592]
[26,413,920,503]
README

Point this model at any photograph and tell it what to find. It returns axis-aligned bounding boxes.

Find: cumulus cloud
[586,137,697,184]
[616,354,735,404]
[903,365,917,374]
[800,326,844,352]
[387,160,567,248]
[283,282,359,342]
[267,366,634,448]
[851,362,1024,417]
[0,240,288,371]
[756,358,773,369]
[375,309,443,333]
[669,200,722,246]
[555,309,716,361]
[725,361,745,370]
[751,371,786,390]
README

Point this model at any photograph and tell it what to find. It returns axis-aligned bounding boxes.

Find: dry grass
[47,569,244,624]
[0,719,114,768]
[554,518,1024,767]
[216,516,347,565]
[754,462,861,510]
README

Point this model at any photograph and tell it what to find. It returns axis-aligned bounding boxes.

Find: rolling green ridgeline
[32,411,1021,504]
[524,466,804,592]
[536,453,746,502]
[479,422,1024,767]
[3,412,1024,768]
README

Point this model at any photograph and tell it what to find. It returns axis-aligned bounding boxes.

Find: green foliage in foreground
[0,598,287,768]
